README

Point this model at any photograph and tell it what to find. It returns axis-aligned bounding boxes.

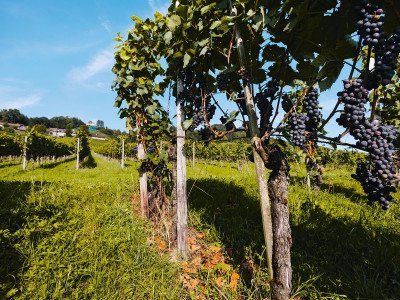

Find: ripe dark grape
[352,161,396,210]
[220,116,235,131]
[256,79,279,134]
[282,94,293,113]
[217,72,240,92]
[199,127,213,145]
[374,28,400,85]
[355,2,385,47]
[337,78,399,209]
[303,87,322,139]
[288,113,308,149]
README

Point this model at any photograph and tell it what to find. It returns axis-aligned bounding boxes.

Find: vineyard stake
[233,19,274,279]
[22,135,27,171]
[76,138,80,170]
[176,75,188,259]
[121,139,125,169]
[137,141,149,218]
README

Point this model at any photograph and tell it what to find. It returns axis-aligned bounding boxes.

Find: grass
[1,156,399,299]
[0,157,184,299]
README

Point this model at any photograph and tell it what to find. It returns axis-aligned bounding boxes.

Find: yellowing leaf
[229,272,240,291]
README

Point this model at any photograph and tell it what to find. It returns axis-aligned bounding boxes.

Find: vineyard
[1,0,400,299]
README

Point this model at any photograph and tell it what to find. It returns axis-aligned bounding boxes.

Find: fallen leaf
[229,272,240,291]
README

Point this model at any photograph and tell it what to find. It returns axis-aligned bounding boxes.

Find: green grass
[0,157,184,299]
[1,157,399,299]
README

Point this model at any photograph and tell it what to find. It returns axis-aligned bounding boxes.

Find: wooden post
[76,138,80,170]
[233,17,274,279]
[22,135,27,171]
[176,74,188,259]
[192,141,195,168]
[121,139,125,169]
[137,142,149,218]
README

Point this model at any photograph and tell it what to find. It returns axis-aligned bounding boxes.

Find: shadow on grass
[188,178,400,298]
[40,157,76,169]
[0,180,48,298]
[0,161,20,169]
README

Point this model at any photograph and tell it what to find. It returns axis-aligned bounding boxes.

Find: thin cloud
[0,93,42,109]
[68,47,114,83]
[100,17,112,34]
[148,0,169,14]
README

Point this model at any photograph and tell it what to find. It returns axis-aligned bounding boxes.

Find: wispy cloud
[148,0,170,14]
[0,83,42,109]
[0,94,42,109]
[68,47,114,84]
[99,17,112,34]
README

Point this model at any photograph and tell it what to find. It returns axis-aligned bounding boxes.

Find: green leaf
[166,15,181,31]
[164,31,173,44]
[183,53,191,68]
[210,20,222,30]
[201,3,216,15]
[182,119,193,131]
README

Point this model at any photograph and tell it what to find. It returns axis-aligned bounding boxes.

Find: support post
[76,138,80,170]
[121,139,125,169]
[192,141,195,168]
[137,142,149,218]
[176,74,188,259]
[234,20,274,279]
[22,135,27,171]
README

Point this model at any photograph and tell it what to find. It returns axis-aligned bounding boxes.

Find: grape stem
[370,89,379,120]
[211,94,228,117]
[270,85,284,129]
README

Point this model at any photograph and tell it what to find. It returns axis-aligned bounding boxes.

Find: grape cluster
[199,127,213,145]
[336,78,399,209]
[282,94,293,113]
[288,113,308,149]
[217,72,240,92]
[220,116,235,131]
[355,2,385,47]
[190,99,216,129]
[256,79,279,134]
[352,161,396,210]
[375,28,400,85]
[303,88,322,139]
[336,79,369,129]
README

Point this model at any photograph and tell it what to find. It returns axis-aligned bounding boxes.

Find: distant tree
[49,116,85,129]
[29,117,51,127]
[96,120,105,128]
[0,109,29,125]
[66,124,73,137]
[30,124,47,134]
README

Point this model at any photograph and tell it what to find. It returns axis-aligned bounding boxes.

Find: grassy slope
[1,157,399,299]
[0,158,184,299]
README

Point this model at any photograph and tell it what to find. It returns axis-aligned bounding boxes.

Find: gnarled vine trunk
[267,146,292,300]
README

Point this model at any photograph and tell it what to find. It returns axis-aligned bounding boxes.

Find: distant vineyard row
[0,132,75,159]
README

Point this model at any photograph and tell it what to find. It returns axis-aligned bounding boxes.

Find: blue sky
[0,0,169,130]
[0,0,352,142]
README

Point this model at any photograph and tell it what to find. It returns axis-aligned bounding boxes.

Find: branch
[370,89,379,120]
[270,85,284,129]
